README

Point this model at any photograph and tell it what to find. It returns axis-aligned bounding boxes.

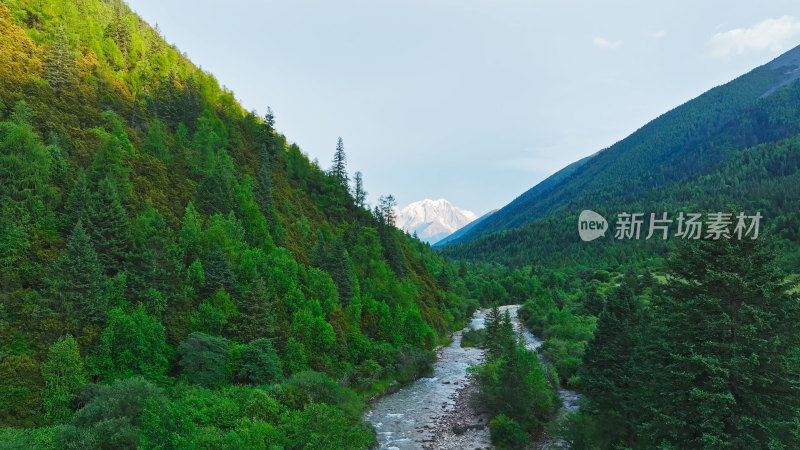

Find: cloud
[707,16,800,58]
[651,30,666,39]
[593,36,621,50]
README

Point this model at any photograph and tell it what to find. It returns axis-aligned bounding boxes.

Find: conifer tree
[88,177,132,275]
[200,250,240,299]
[47,222,106,324]
[235,277,277,343]
[64,172,91,231]
[264,107,275,130]
[642,238,800,448]
[331,137,348,186]
[0,354,43,427]
[580,284,647,445]
[353,171,366,208]
[127,205,180,302]
[379,195,397,227]
[45,26,73,89]
[107,3,131,58]
[197,149,237,215]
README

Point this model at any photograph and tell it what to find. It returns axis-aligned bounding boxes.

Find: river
[364,305,581,449]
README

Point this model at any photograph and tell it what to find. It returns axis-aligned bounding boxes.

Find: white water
[364,305,581,449]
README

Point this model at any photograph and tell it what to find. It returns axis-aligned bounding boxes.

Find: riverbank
[364,310,491,449]
[364,305,581,449]
[421,305,582,449]
[423,373,491,449]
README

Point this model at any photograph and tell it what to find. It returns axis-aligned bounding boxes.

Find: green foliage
[641,238,800,448]
[176,332,230,387]
[0,0,469,445]
[41,335,85,424]
[91,305,171,383]
[235,277,277,343]
[578,282,649,444]
[0,426,58,449]
[58,377,166,449]
[0,354,43,427]
[191,288,236,336]
[572,238,800,448]
[283,337,308,376]
[44,222,106,326]
[238,339,282,385]
[460,328,485,348]
[87,177,132,276]
[489,414,529,449]
[472,307,557,446]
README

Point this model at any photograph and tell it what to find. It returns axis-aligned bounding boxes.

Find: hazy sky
[127,0,800,215]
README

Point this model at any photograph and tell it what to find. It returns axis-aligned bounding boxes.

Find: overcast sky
[127,0,800,215]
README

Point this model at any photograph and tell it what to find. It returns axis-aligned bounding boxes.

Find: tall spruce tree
[235,277,277,343]
[353,171,366,208]
[642,238,800,448]
[45,26,73,89]
[46,221,106,325]
[579,284,648,446]
[264,107,275,130]
[88,177,132,275]
[64,172,91,231]
[331,137,348,186]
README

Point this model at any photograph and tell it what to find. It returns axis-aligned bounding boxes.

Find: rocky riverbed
[364,305,581,449]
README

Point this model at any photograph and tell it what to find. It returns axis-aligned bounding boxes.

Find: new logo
[578,210,608,241]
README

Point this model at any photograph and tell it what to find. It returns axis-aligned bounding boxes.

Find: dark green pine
[87,177,132,276]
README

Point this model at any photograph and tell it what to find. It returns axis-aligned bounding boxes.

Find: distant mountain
[397,199,477,244]
[440,43,800,266]
[433,209,497,247]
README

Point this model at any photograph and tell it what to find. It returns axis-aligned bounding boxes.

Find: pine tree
[127,205,179,301]
[197,149,237,215]
[330,239,355,305]
[47,222,106,324]
[88,178,132,275]
[583,281,605,316]
[200,250,240,299]
[89,114,132,198]
[41,335,85,424]
[45,26,73,89]
[579,284,647,446]
[484,306,502,353]
[264,107,275,130]
[379,195,397,228]
[235,277,277,343]
[642,238,800,448]
[331,137,348,186]
[353,171,367,208]
[107,3,131,58]
[64,172,91,231]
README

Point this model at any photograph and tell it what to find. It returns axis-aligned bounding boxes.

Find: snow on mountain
[396,199,478,244]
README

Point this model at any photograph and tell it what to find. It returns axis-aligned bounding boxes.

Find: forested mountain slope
[441,44,800,267]
[0,0,474,446]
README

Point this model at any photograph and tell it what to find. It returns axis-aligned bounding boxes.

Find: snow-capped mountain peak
[396,199,477,244]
